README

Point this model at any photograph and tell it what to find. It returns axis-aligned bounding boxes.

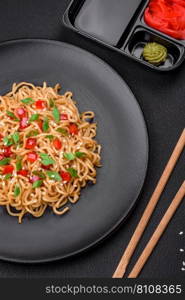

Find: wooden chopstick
[128,181,185,278]
[113,129,185,278]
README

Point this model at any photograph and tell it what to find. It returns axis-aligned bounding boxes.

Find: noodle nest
[0,82,101,223]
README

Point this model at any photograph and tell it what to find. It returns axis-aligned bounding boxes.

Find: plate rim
[0,38,149,263]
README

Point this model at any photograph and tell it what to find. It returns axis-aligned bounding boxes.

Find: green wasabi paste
[142,42,168,65]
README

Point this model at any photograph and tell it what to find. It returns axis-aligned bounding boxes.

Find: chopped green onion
[39,153,55,166]
[45,135,54,140]
[16,160,22,171]
[26,130,39,138]
[4,173,12,180]
[21,98,34,105]
[63,152,86,160]
[29,113,39,122]
[75,152,86,158]
[0,158,11,166]
[3,136,13,146]
[49,99,55,108]
[32,180,43,188]
[56,128,69,136]
[64,153,76,161]
[32,171,46,179]
[43,117,49,132]
[3,132,20,146]
[6,111,19,121]
[46,171,61,181]
[67,168,78,178]
[12,132,19,144]
[52,106,60,123]
[16,157,22,171]
[14,185,21,197]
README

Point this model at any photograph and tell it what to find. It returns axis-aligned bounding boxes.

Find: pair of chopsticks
[113,128,185,278]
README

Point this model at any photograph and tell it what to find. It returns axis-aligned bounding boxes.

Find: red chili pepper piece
[27,151,38,163]
[60,171,71,182]
[17,170,29,177]
[3,146,13,157]
[29,175,40,183]
[60,113,68,120]
[25,138,37,149]
[53,138,62,150]
[19,117,29,130]
[35,100,46,110]
[0,154,4,160]
[144,0,185,40]
[69,123,78,135]
[16,107,27,119]
[2,165,14,174]
[0,133,3,141]
[41,164,52,170]
[37,120,43,131]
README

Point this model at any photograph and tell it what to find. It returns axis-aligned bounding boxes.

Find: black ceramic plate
[0,39,148,263]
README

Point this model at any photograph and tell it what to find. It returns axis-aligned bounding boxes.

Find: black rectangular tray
[63,0,185,71]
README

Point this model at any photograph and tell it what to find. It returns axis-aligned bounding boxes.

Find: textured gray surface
[0,0,184,278]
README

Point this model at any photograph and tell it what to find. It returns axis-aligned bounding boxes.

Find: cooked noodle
[0,82,101,223]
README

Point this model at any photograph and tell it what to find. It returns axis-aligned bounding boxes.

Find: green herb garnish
[16,160,22,171]
[64,153,76,161]
[32,171,46,179]
[43,117,49,132]
[56,128,69,136]
[45,135,54,140]
[39,153,55,166]
[75,152,86,158]
[26,130,39,138]
[3,132,20,146]
[67,168,78,178]
[49,99,55,108]
[16,156,22,171]
[4,173,12,180]
[12,132,19,144]
[3,136,13,146]
[21,97,34,105]
[46,171,61,182]
[52,106,60,123]
[64,152,86,160]
[14,185,21,197]
[6,111,19,121]
[29,113,39,122]
[0,158,11,165]
[32,180,43,188]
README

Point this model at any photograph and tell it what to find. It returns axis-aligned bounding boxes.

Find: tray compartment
[139,0,185,47]
[66,0,144,46]
[124,27,184,70]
